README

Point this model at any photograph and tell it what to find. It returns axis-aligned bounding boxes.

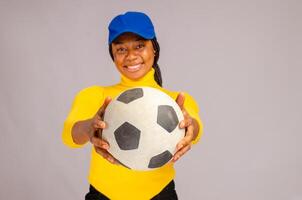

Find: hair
[109,37,163,87]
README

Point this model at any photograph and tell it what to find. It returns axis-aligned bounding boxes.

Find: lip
[124,64,143,72]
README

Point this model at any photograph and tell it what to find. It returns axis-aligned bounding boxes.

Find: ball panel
[117,160,131,169]
[157,105,179,133]
[114,122,141,150]
[148,150,173,168]
[117,88,144,104]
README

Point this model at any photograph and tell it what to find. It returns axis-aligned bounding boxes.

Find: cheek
[143,50,155,65]
[144,43,155,65]
[114,56,124,68]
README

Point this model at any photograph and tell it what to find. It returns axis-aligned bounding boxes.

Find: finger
[93,120,106,130]
[94,147,116,164]
[92,119,108,139]
[175,92,185,110]
[90,136,110,149]
[95,146,110,160]
[179,118,193,129]
[97,97,112,118]
[91,137,109,149]
[176,126,194,150]
[184,124,194,139]
[102,97,112,110]
[173,144,192,162]
[94,146,105,156]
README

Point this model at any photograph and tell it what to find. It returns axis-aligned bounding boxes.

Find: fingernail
[180,121,185,128]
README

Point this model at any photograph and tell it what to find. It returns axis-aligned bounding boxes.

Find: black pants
[85,180,178,200]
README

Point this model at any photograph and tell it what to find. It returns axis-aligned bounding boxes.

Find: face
[111,33,155,80]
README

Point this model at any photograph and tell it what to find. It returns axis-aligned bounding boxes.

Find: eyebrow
[113,38,146,44]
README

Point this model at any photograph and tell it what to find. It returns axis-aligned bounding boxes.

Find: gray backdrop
[0,0,301,199]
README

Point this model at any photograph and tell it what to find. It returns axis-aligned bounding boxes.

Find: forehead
[113,32,146,44]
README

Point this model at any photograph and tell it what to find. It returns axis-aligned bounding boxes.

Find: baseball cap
[108,11,156,44]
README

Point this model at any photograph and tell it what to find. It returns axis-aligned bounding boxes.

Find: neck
[119,68,160,88]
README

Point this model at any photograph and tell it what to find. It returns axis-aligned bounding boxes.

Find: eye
[116,47,127,54]
[136,43,145,50]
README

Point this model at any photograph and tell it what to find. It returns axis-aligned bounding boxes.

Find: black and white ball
[102,87,185,171]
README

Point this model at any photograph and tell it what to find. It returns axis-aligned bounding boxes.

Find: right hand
[88,97,118,164]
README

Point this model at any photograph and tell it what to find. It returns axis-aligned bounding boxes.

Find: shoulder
[159,87,197,101]
[75,85,105,100]
[77,85,104,94]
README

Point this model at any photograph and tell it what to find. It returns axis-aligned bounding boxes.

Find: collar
[118,68,160,88]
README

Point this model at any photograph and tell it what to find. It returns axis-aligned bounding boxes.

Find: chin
[123,69,149,80]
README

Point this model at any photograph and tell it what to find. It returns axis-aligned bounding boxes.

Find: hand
[88,97,118,164]
[172,92,197,162]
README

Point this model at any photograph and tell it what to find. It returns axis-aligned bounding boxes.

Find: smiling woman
[61,11,203,200]
[111,33,155,80]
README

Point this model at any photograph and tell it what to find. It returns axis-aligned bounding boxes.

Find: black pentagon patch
[114,122,141,150]
[157,105,179,133]
[148,150,173,168]
[117,88,144,104]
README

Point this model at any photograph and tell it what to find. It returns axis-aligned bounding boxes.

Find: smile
[124,64,143,72]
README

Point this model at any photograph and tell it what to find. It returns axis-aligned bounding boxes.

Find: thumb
[176,92,185,110]
[97,97,112,118]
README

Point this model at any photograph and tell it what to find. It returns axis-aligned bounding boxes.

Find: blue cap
[108,11,156,44]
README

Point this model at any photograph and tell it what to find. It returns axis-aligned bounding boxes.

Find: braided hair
[109,37,163,87]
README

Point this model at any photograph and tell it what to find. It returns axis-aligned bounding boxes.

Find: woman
[62,11,203,200]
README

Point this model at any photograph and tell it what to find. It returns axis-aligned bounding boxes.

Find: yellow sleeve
[61,86,105,148]
[183,92,204,145]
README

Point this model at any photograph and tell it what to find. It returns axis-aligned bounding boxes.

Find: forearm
[71,119,93,145]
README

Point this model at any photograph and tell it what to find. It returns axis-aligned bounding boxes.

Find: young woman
[62,11,203,200]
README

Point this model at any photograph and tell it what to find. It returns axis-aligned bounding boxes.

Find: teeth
[126,64,141,72]
[128,64,140,69]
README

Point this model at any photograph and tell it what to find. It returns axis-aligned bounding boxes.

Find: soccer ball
[102,87,185,171]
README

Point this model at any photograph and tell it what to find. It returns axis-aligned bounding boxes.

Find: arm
[70,96,110,146]
[173,92,203,162]
[61,87,118,164]
[71,97,118,164]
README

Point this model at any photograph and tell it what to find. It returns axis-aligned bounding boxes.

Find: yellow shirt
[62,68,203,199]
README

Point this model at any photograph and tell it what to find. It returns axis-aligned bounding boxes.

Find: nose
[125,49,138,62]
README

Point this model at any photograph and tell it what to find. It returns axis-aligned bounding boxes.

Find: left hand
[172,92,197,162]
